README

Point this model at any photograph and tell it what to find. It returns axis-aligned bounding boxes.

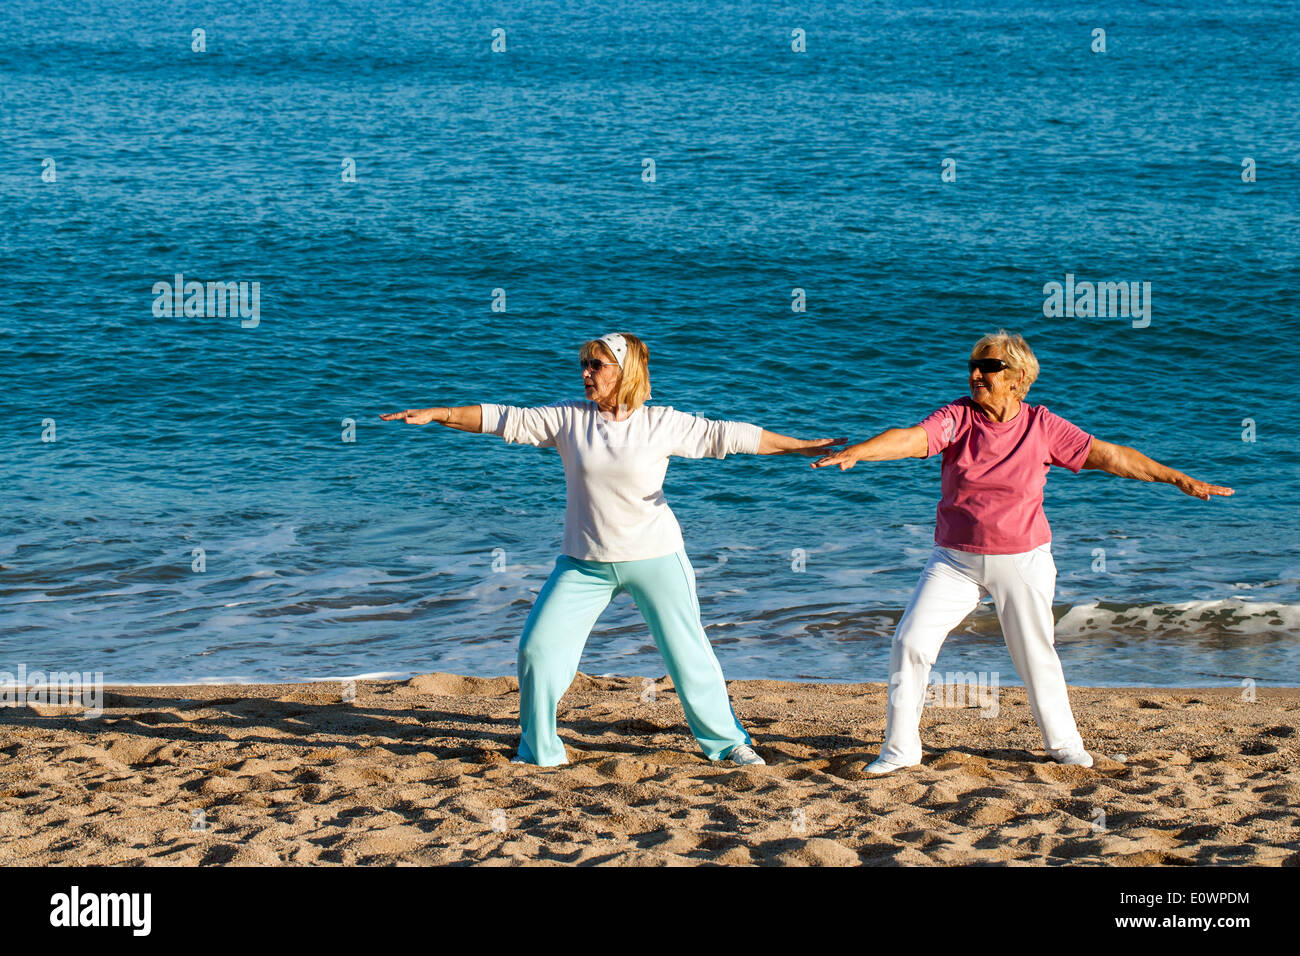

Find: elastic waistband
[559,549,690,588]
[936,542,1051,558]
[561,548,687,567]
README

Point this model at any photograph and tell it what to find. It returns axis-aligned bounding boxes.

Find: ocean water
[2,0,1298,688]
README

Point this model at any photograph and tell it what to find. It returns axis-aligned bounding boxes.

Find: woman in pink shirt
[813,330,1234,773]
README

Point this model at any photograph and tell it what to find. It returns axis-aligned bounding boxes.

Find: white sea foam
[1056,598,1300,638]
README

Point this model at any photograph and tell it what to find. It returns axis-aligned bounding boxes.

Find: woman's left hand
[1174,475,1235,500]
[756,431,847,456]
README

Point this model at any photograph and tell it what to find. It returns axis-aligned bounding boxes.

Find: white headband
[597,333,629,369]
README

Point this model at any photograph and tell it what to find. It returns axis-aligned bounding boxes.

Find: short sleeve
[916,400,969,457]
[484,402,572,449]
[1038,407,1093,473]
[664,408,763,459]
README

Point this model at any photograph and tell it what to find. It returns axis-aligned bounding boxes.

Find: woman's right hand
[380,408,443,425]
[811,428,927,468]
[811,446,860,470]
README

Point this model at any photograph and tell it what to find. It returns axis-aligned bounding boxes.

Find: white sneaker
[726,744,766,766]
[1051,748,1094,767]
[865,757,919,775]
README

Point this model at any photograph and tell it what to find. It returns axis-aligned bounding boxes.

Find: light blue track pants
[515,549,752,766]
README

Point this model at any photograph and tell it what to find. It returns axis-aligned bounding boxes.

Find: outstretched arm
[1082,438,1234,500]
[810,426,928,470]
[667,410,839,459]
[757,430,847,456]
[380,406,483,433]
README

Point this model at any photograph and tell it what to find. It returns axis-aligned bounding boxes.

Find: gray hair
[971,330,1040,398]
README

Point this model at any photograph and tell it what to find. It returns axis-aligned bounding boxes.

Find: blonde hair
[971,329,1039,399]
[580,333,652,411]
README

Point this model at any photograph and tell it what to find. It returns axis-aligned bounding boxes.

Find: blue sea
[2,0,1298,688]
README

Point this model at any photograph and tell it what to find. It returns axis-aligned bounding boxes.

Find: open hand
[811,447,859,470]
[380,408,440,425]
[793,437,848,457]
[1175,476,1235,501]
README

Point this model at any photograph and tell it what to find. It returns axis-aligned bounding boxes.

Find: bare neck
[596,399,631,421]
[974,397,1022,422]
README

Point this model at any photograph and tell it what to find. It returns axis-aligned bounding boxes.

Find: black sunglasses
[580,359,619,372]
[968,358,1009,374]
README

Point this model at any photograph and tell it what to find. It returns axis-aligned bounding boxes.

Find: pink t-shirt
[916,397,1094,554]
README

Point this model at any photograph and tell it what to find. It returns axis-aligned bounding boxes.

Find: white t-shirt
[480,400,764,562]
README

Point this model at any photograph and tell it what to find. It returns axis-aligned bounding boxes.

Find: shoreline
[2,673,1296,865]
[5,673,1297,691]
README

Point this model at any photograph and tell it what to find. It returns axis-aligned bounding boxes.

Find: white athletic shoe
[865,757,920,775]
[726,744,766,766]
[1051,748,1094,767]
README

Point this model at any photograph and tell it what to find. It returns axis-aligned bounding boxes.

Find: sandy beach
[1,674,1296,866]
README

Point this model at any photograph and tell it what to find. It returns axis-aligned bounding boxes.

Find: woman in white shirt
[382,333,842,767]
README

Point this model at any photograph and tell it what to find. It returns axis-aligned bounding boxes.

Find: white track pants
[879,543,1085,765]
